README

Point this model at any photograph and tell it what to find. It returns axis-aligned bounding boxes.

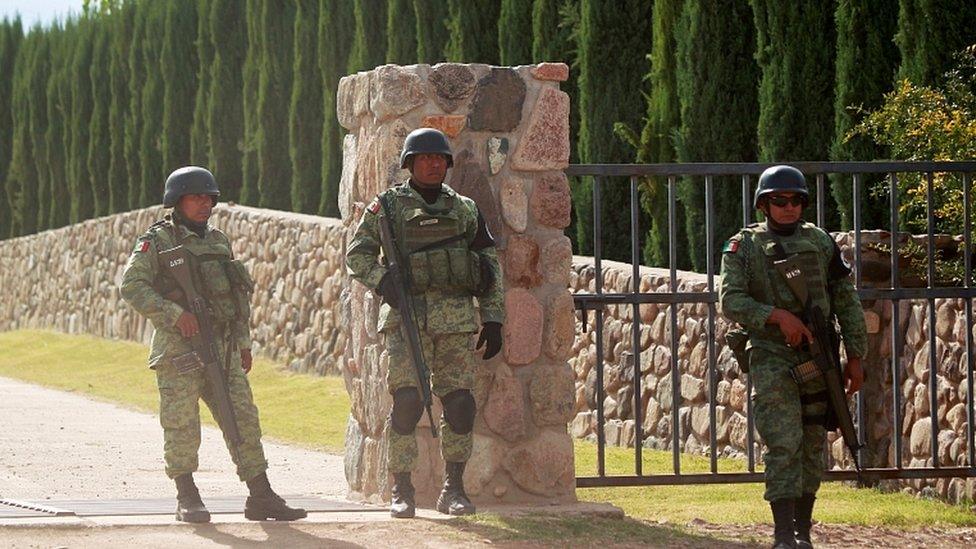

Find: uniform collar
[401,180,455,207]
[169,217,210,240]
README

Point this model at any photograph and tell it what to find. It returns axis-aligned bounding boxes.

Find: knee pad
[390,387,423,435]
[441,389,475,434]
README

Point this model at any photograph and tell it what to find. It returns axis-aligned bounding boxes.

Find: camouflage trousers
[385,328,475,474]
[751,347,829,502]
[154,345,268,482]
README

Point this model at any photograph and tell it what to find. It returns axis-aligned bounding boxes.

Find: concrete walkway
[0,375,347,502]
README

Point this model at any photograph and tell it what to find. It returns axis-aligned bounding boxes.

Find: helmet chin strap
[759,204,801,235]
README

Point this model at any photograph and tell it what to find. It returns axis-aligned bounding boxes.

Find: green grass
[0,329,348,452]
[2,329,974,532]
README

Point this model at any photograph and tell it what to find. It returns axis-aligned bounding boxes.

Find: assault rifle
[376,196,438,438]
[158,245,243,452]
[774,256,863,471]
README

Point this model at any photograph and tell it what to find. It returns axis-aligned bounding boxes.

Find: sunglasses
[766,195,806,208]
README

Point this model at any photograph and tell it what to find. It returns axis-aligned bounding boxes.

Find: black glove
[476,322,503,360]
[376,273,399,310]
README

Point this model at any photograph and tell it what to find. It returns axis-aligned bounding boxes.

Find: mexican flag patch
[722,240,739,254]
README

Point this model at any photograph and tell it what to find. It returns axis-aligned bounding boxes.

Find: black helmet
[399,127,453,169]
[754,165,808,208]
[163,166,220,208]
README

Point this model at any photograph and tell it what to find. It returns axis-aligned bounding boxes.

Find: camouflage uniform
[719,221,866,502]
[120,217,268,482]
[346,183,504,473]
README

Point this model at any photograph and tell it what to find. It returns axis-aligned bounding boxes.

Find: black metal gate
[567,161,976,487]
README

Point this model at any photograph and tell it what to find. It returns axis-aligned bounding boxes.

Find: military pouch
[407,252,431,293]
[172,351,205,375]
[724,329,751,373]
[790,359,823,384]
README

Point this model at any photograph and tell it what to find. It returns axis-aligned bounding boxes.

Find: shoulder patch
[135,240,151,253]
[722,239,740,254]
[367,199,381,214]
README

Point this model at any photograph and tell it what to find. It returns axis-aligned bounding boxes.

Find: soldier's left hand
[476,322,503,360]
[241,348,253,374]
[844,356,863,396]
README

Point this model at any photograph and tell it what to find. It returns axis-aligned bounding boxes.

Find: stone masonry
[336,63,577,506]
[0,205,347,376]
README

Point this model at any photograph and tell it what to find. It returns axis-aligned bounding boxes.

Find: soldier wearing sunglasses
[719,165,867,549]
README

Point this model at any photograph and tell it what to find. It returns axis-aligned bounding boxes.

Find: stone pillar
[337,62,577,505]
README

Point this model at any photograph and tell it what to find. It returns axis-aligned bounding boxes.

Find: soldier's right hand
[376,273,399,310]
[175,311,200,338]
[768,308,813,348]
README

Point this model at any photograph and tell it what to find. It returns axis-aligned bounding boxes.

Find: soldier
[719,165,866,549]
[345,128,504,518]
[120,166,306,523]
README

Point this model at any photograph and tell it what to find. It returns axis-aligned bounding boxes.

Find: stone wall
[0,205,348,375]
[567,231,976,503]
[337,62,578,505]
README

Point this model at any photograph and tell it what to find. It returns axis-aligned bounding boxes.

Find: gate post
[337,62,578,505]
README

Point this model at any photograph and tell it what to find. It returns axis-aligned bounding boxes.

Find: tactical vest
[747,225,831,337]
[384,191,481,295]
[152,219,254,325]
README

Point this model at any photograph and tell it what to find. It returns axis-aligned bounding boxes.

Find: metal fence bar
[630,175,643,475]
[890,172,903,468]
[705,175,718,473]
[816,173,826,228]
[926,172,940,466]
[565,161,976,177]
[593,176,606,477]
[853,173,867,462]
[669,175,681,475]
[966,173,975,467]
[741,174,757,473]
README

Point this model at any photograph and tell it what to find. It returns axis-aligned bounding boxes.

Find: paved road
[0,376,346,502]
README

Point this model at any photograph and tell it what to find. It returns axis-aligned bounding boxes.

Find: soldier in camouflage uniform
[120,166,306,523]
[346,128,505,518]
[719,165,867,549]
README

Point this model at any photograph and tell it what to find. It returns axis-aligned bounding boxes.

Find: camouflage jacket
[719,222,867,359]
[119,217,253,368]
[345,182,504,334]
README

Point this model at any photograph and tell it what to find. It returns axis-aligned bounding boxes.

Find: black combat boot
[770,499,797,549]
[794,493,816,549]
[244,472,307,521]
[390,472,416,518]
[436,461,475,516]
[174,473,211,523]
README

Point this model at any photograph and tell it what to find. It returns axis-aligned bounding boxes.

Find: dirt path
[1,375,974,548]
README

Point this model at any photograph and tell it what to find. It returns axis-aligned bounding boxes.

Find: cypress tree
[29,31,51,229]
[0,18,23,238]
[46,23,71,229]
[386,0,417,65]
[69,17,95,224]
[753,1,836,162]
[831,0,900,230]
[108,2,135,214]
[256,0,295,210]
[532,0,579,163]
[636,0,681,267]
[161,0,198,173]
[88,24,111,217]
[499,0,533,65]
[139,2,166,207]
[290,0,322,213]
[319,0,355,217]
[445,0,501,63]
[125,1,147,209]
[240,0,261,205]
[7,31,34,236]
[674,0,760,271]
[413,0,449,63]
[575,0,653,259]
[896,0,976,86]
[208,0,246,202]
[348,0,387,72]
[190,0,213,167]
